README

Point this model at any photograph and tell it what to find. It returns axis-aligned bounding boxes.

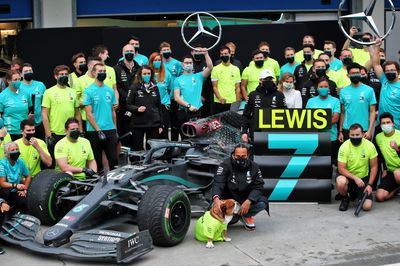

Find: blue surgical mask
[318,87,329,97]
[381,124,394,134]
[11,80,21,89]
[142,75,151,83]
[153,61,161,69]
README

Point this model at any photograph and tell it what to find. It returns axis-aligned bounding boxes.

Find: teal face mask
[11,80,21,89]
[142,75,151,83]
[318,87,329,97]
[153,61,162,69]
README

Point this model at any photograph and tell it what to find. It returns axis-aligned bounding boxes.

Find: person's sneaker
[339,196,350,211]
[241,216,256,231]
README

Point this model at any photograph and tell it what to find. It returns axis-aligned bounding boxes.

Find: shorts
[378,171,400,193]
[337,175,373,201]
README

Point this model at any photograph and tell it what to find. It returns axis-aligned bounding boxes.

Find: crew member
[212,144,268,230]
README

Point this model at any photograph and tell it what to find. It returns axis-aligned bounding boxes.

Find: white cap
[260,69,274,79]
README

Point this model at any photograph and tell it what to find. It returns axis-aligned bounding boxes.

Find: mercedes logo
[181,12,222,51]
[338,0,396,45]
[46,228,59,237]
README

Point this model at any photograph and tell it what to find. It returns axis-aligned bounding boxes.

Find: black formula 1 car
[0,110,244,263]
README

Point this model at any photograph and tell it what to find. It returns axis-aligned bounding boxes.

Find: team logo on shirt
[392,89,398,97]
[68,93,73,101]
[361,149,365,158]
[272,96,277,106]
[230,174,236,184]
[359,91,365,101]
[191,77,197,85]
[246,171,252,184]
[81,145,87,154]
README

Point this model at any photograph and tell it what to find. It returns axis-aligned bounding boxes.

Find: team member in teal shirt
[0,71,33,140]
[83,63,118,172]
[174,48,213,139]
[118,36,149,66]
[306,77,341,163]
[339,63,376,142]
[20,63,47,140]
[372,39,400,129]
[279,47,300,79]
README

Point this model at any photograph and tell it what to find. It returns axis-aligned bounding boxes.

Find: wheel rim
[169,200,188,234]
[49,182,73,221]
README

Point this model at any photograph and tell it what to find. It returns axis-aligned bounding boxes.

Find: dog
[194,199,240,248]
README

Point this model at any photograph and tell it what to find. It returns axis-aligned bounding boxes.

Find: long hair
[133,65,154,84]
[278,72,295,92]
[148,52,166,82]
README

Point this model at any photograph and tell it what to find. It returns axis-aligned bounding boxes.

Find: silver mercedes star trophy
[181,12,222,51]
[338,0,396,45]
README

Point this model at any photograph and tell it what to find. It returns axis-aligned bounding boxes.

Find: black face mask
[261,51,269,58]
[97,72,107,82]
[286,56,295,64]
[25,133,35,141]
[315,69,326,77]
[193,54,202,61]
[69,129,80,140]
[134,46,140,53]
[57,75,69,86]
[361,37,371,43]
[380,59,386,66]
[78,63,88,73]
[324,50,332,57]
[350,75,361,84]
[255,60,264,68]
[262,80,276,93]
[326,63,330,70]
[220,55,230,63]
[10,151,20,161]
[386,72,397,82]
[124,52,134,61]
[162,52,171,59]
[350,137,362,146]
[231,156,250,170]
[342,57,353,66]
[104,56,110,65]
[360,76,368,83]
[24,72,34,81]
[304,53,312,62]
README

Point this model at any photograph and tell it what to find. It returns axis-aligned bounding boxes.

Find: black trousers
[85,129,118,172]
[170,101,179,141]
[176,109,201,140]
[117,109,132,148]
[130,127,159,151]
[48,133,65,169]
[34,123,45,141]
[0,189,26,213]
[213,103,231,115]
[160,107,171,140]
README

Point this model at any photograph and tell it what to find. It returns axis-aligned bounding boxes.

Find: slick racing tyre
[138,185,191,246]
[27,170,73,225]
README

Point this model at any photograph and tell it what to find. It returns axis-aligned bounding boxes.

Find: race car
[0,110,244,263]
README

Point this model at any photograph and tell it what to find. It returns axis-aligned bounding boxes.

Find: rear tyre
[138,185,191,246]
[27,170,73,225]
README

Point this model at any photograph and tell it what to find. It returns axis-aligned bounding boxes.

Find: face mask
[124,52,134,61]
[220,55,230,63]
[57,75,69,86]
[193,53,202,61]
[304,53,313,61]
[69,129,80,140]
[261,51,269,58]
[324,50,332,57]
[255,60,264,68]
[326,63,330,70]
[286,56,295,64]
[24,72,34,81]
[360,76,368,83]
[381,124,394,134]
[9,151,20,161]
[11,80,21,89]
[262,80,276,92]
[380,59,386,66]
[231,156,250,170]
[385,72,397,82]
[142,75,151,83]
[78,63,88,73]
[342,57,353,66]
[318,87,329,97]
[104,56,110,64]
[283,82,294,90]
[315,68,326,77]
[350,137,362,146]
[153,61,161,69]
[162,52,171,59]
[25,133,35,141]
[183,64,193,73]
[97,72,107,82]
[361,37,371,43]
[350,74,361,84]
[134,45,140,53]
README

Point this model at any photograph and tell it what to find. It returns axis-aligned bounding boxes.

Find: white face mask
[283,82,294,90]
[381,124,394,134]
[183,64,193,73]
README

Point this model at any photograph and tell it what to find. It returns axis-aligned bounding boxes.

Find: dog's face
[211,199,240,224]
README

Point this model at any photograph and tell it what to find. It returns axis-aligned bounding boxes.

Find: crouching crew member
[212,144,268,231]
